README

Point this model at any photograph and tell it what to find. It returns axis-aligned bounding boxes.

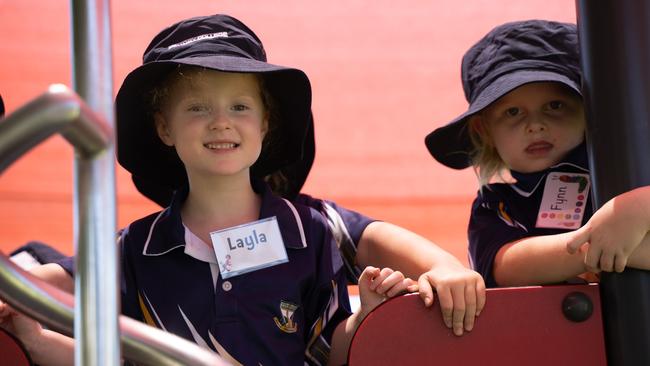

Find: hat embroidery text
[167,32,228,49]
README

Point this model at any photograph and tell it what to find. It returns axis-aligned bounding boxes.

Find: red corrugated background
[0,1,575,264]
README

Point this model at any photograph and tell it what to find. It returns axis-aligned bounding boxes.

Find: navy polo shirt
[468,143,592,288]
[295,194,375,284]
[57,195,375,288]
[115,180,351,365]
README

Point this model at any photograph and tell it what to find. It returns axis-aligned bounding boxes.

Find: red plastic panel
[0,328,32,366]
[349,284,606,366]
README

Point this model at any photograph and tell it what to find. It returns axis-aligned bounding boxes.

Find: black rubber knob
[562,291,593,322]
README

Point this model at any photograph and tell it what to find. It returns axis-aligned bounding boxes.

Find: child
[28,41,486,337]
[127,113,485,336]
[425,19,650,288]
[1,14,415,365]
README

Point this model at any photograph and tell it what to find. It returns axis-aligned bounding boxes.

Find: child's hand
[417,263,486,336]
[0,299,43,350]
[567,188,650,272]
[357,267,417,316]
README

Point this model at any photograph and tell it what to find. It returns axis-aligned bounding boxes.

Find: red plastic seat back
[349,284,606,366]
[0,328,32,366]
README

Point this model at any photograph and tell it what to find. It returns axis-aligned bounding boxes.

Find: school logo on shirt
[274,300,299,333]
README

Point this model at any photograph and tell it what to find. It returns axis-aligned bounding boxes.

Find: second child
[425,19,650,288]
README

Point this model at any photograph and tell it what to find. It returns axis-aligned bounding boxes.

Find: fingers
[435,284,454,330]
[417,275,435,307]
[450,284,467,336]
[375,270,408,297]
[566,227,590,254]
[364,267,413,298]
[475,279,486,317]
[584,246,602,272]
[463,284,477,333]
[358,265,379,283]
[614,254,627,273]
[599,252,615,272]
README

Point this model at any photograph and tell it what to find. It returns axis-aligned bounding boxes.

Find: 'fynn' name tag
[536,172,590,229]
[210,217,288,279]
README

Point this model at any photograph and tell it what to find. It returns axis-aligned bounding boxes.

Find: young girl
[0,14,415,365]
[425,19,650,288]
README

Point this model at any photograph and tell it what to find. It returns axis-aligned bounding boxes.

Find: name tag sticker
[210,216,288,279]
[536,172,590,229]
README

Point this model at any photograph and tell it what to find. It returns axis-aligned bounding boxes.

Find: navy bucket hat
[116,14,312,192]
[424,19,581,169]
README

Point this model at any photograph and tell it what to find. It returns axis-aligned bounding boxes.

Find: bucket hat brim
[425,70,581,170]
[116,55,312,192]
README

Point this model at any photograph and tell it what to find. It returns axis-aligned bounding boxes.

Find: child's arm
[0,300,74,366]
[357,222,486,336]
[29,262,75,293]
[566,186,650,272]
[494,230,650,287]
[327,267,416,366]
[493,231,592,286]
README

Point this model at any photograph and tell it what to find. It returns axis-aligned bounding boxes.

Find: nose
[525,115,546,133]
[208,111,231,131]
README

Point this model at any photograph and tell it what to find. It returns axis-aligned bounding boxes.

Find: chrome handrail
[0,253,229,366]
[0,85,230,365]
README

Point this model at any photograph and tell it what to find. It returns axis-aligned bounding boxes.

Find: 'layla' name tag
[536,172,590,229]
[210,217,288,279]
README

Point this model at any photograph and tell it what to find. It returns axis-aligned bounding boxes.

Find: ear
[261,111,269,137]
[468,114,484,135]
[154,112,174,146]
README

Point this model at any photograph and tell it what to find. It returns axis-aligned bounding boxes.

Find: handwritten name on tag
[210,217,288,279]
[536,172,590,229]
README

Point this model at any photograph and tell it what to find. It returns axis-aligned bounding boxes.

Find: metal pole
[576,1,650,365]
[69,0,119,365]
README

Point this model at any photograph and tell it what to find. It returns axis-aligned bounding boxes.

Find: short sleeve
[294,194,376,284]
[302,209,353,365]
[55,256,75,277]
[468,191,529,288]
[118,227,145,322]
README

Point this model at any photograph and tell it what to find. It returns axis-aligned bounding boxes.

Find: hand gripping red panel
[349,284,606,366]
[0,328,32,366]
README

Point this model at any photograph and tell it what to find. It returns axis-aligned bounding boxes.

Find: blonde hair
[467,114,508,187]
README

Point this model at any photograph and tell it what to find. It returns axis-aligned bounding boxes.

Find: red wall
[0,1,576,263]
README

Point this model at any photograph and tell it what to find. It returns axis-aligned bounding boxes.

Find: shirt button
[222,281,233,291]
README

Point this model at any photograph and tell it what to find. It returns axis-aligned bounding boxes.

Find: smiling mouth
[204,142,239,150]
[525,141,553,154]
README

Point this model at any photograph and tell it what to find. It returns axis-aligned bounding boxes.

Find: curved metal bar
[0,254,230,366]
[0,254,74,334]
[0,84,110,174]
[69,1,119,363]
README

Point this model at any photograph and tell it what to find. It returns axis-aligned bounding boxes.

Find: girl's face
[481,82,585,173]
[155,69,268,181]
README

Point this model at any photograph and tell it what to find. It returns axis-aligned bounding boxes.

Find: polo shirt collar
[510,141,589,197]
[143,178,308,256]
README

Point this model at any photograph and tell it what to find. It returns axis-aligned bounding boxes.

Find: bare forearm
[356,221,463,279]
[25,329,74,366]
[327,310,366,366]
[626,232,650,270]
[493,232,587,286]
[29,263,74,294]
